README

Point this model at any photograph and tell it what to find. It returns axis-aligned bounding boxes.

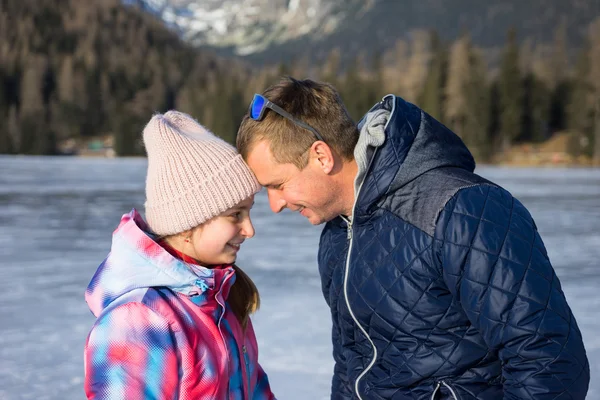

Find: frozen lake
[0,156,599,399]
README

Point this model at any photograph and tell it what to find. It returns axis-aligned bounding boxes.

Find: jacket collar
[351,95,475,218]
[85,209,236,316]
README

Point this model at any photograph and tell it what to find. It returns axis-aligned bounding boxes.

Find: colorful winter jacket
[84,209,276,400]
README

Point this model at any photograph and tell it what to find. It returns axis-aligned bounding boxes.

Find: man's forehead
[247,142,294,187]
[248,139,274,158]
[247,140,281,171]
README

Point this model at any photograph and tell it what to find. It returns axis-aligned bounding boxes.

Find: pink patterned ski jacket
[84,210,276,400]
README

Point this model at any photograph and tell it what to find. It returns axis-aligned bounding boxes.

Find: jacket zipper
[217,269,249,400]
[215,270,234,399]
[343,95,396,399]
[242,344,251,399]
[343,219,376,400]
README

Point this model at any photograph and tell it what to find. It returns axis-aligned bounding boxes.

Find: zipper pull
[347,225,353,240]
[195,279,209,292]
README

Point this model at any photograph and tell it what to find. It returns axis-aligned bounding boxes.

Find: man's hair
[236,77,359,169]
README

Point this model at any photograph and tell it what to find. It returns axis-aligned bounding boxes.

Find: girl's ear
[163,230,189,248]
[181,228,195,243]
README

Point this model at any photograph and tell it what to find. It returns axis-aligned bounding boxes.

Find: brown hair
[237,77,359,169]
[229,264,260,329]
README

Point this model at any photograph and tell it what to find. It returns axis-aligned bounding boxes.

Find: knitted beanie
[142,110,261,236]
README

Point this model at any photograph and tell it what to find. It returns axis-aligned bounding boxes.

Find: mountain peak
[126,0,368,55]
[127,0,598,63]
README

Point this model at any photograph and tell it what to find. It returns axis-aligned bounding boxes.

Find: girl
[84,111,276,399]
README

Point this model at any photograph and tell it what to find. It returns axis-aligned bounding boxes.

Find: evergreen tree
[420,30,446,122]
[567,42,593,156]
[321,48,342,87]
[404,31,430,103]
[340,55,364,120]
[522,72,551,143]
[176,79,203,118]
[225,76,247,144]
[7,105,20,153]
[277,61,291,78]
[589,18,600,165]
[526,44,555,143]
[19,57,49,154]
[487,82,501,149]
[52,56,79,141]
[0,67,11,153]
[113,112,141,156]
[549,19,569,87]
[464,49,491,161]
[367,51,384,107]
[498,28,523,150]
[209,73,246,144]
[548,20,570,133]
[445,33,471,140]
[385,39,408,96]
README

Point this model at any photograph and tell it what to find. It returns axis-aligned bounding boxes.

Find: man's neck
[339,158,359,217]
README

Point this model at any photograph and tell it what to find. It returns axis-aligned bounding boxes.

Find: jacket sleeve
[244,319,276,400]
[84,303,179,399]
[252,362,276,400]
[435,184,589,400]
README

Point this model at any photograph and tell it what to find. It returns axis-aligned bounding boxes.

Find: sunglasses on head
[248,94,325,142]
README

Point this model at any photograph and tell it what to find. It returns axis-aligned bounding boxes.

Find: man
[236,77,589,399]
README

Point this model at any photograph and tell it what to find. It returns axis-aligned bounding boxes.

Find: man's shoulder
[438,182,534,239]
[380,167,495,236]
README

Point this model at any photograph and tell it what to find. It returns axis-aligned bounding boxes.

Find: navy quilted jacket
[318,96,589,400]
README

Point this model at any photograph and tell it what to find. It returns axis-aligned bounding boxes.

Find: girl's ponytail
[229,264,260,330]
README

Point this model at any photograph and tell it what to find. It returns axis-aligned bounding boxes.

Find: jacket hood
[85,209,229,317]
[353,95,475,215]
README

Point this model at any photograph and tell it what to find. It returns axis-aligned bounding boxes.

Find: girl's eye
[230,212,241,220]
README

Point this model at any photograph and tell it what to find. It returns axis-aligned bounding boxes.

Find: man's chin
[305,213,328,226]
[300,208,331,225]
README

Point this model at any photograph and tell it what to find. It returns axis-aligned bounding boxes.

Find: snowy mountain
[125,0,599,62]
[124,0,371,56]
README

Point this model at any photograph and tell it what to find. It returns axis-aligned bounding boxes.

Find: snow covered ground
[0,157,598,399]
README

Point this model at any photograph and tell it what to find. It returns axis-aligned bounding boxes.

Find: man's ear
[310,141,335,174]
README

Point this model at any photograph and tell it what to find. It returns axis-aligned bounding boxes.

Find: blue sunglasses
[248,94,325,142]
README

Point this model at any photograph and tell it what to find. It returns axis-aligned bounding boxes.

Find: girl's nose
[242,216,255,239]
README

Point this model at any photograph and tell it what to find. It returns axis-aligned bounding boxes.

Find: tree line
[1,0,599,163]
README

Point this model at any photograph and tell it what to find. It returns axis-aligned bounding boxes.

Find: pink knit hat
[142,110,261,236]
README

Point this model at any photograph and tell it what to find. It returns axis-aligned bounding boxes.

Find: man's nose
[267,189,286,213]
